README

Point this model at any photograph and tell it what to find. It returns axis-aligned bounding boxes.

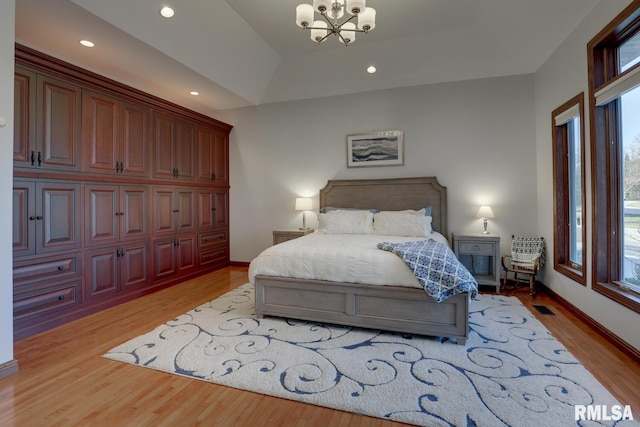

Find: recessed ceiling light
[160,6,175,18]
[80,40,95,48]
[190,91,200,96]
[367,65,377,74]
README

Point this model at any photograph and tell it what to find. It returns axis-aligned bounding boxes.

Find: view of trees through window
[621,85,640,289]
[568,117,582,267]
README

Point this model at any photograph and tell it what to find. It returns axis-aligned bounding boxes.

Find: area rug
[104,284,634,426]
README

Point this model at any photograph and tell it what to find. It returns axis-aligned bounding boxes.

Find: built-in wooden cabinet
[85,184,148,246]
[12,44,232,340]
[84,241,150,302]
[152,186,196,236]
[14,69,82,171]
[39,74,82,170]
[197,188,228,231]
[153,114,195,181]
[82,91,150,176]
[197,127,229,184]
[152,234,197,281]
[12,179,82,257]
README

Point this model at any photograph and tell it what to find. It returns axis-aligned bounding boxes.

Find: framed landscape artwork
[347,130,404,167]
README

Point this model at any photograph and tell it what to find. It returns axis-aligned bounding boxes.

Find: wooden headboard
[319,177,448,236]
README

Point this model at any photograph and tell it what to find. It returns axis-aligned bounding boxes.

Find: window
[588,0,640,313]
[552,94,586,284]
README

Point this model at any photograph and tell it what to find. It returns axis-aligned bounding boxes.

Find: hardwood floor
[0,267,638,426]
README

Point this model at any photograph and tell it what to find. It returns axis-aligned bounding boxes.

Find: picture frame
[347,130,404,168]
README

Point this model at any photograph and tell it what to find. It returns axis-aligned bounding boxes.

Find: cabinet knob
[58,295,65,301]
[473,245,480,250]
[57,265,64,271]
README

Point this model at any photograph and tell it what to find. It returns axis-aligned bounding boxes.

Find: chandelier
[295,0,376,46]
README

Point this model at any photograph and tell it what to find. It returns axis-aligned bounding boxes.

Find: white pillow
[395,208,426,216]
[373,211,432,236]
[317,210,374,234]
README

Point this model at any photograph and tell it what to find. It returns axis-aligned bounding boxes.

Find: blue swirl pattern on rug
[104,284,635,427]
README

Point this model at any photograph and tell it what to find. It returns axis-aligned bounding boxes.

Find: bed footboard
[254,275,469,345]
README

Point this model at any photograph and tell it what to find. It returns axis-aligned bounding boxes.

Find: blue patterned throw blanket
[377,240,478,302]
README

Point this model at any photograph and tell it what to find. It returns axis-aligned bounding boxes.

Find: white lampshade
[347,0,366,15]
[296,4,314,27]
[310,20,328,42]
[295,197,313,211]
[476,205,495,219]
[313,0,331,13]
[358,7,376,31]
[339,22,356,44]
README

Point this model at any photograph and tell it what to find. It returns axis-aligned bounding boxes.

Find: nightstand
[452,232,501,293]
[272,229,314,245]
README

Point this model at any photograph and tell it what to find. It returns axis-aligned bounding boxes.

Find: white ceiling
[15,0,600,117]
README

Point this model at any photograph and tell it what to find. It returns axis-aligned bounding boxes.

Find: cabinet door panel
[120,186,148,241]
[197,127,214,182]
[177,235,197,273]
[197,190,214,230]
[82,91,118,174]
[13,181,36,257]
[153,239,176,280]
[14,68,36,166]
[85,248,119,301]
[213,189,229,227]
[175,120,195,180]
[37,75,80,170]
[122,103,149,176]
[37,182,81,253]
[120,242,149,290]
[152,187,175,235]
[176,188,196,233]
[153,112,174,179]
[85,185,118,247]
[213,131,229,183]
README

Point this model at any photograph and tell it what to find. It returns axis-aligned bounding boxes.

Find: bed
[250,177,474,344]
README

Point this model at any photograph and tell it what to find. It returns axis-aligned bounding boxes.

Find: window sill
[554,263,586,285]
[593,281,640,314]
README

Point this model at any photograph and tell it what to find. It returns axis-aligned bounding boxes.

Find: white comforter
[248,231,449,288]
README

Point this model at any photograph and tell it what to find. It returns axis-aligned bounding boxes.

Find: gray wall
[219,74,538,263]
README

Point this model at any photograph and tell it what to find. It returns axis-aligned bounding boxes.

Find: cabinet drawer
[199,231,227,248]
[14,281,81,320]
[458,241,495,255]
[200,246,229,267]
[13,253,82,287]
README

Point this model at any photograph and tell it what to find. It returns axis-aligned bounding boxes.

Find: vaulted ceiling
[15,0,600,117]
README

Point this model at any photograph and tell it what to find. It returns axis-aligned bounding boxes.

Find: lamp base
[482,218,489,234]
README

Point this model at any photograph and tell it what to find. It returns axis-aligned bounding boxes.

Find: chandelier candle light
[476,205,495,234]
[296,0,376,45]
